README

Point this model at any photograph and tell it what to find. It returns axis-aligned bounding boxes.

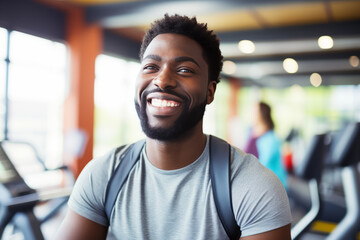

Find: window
[0,27,8,141]
[0,30,68,168]
[94,54,144,157]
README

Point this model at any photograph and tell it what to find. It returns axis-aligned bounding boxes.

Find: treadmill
[0,142,72,240]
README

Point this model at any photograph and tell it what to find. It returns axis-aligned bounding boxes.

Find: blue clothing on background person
[245,130,288,189]
[257,130,288,189]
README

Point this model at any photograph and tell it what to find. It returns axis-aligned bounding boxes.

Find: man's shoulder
[230,145,292,236]
[230,145,257,170]
[83,142,134,176]
[96,140,142,162]
[230,145,282,188]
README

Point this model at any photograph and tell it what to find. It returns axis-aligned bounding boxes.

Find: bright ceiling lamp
[310,73,322,87]
[318,36,333,49]
[238,40,255,54]
[349,56,359,67]
[283,58,298,73]
[222,60,237,74]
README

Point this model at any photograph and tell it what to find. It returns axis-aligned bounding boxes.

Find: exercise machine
[290,133,327,240]
[0,141,72,240]
[291,122,360,239]
[326,122,360,240]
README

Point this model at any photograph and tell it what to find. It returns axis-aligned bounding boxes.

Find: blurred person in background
[244,101,288,188]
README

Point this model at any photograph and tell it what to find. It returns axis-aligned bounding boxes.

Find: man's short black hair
[139,14,223,83]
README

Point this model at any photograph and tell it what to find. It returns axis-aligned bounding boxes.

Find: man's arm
[240,224,291,240]
[54,208,108,240]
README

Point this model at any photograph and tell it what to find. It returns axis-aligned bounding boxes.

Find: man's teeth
[151,99,179,107]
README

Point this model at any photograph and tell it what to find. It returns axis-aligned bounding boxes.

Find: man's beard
[135,89,207,141]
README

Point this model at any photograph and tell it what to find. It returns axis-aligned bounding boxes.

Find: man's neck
[145,125,207,170]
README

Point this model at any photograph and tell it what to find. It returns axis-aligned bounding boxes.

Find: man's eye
[144,66,155,70]
[143,65,158,72]
[178,68,193,73]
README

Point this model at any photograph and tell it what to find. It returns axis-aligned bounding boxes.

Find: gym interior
[0,0,360,239]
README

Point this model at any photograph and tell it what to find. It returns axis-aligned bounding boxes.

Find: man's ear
[207,81,217,104]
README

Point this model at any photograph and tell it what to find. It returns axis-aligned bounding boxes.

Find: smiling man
[135,34,212,143]
[55,14,292,240]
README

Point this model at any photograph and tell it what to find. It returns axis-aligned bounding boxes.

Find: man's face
[134,33,215,140]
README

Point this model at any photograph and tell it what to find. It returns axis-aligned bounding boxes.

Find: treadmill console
[0,142,36,198]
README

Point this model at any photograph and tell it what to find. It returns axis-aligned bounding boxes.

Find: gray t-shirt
[69,136,292,239]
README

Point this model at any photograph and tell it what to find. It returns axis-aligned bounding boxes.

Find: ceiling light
[318,36,333,49]
[222,60,237,75]
[238,40,255,54]
[283,58,298,73]
[349,56,359,67]
[310,73,322,87]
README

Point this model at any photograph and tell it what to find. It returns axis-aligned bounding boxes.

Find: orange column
[228,78,240,119]
[64,8,102,177]
[227,77,241,142]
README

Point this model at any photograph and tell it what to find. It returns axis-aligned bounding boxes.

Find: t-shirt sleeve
[68,150,115,227]
[231,149,292,237]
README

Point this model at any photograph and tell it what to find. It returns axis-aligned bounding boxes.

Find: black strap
[209,136,241,240]
[105,139,145,219]
[104,136,241,239]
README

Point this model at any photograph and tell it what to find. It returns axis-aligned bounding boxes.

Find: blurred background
[0,0,360,239]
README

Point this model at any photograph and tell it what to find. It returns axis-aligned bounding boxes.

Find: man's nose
[153,67,177,90]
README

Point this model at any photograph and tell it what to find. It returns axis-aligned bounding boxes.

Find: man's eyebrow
[143,54,161,61]
[175,56,200,67]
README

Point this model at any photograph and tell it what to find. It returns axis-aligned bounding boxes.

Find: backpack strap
[105,139,145,219]
[209,135,241,240]
[104,136,241,240]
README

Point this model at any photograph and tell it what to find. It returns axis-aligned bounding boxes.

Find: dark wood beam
[218,20,360,43]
